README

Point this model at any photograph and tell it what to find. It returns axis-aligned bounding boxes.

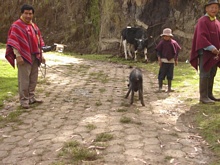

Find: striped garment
[5,19,45,68]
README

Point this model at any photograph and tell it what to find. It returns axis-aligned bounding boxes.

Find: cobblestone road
[0,52,215,165]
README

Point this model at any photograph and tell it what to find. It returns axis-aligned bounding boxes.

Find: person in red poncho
[156,28,181,93]
[5,4,46,109]
[190,0,220,104]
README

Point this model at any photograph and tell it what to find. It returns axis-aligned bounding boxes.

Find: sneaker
[29,98,43,104]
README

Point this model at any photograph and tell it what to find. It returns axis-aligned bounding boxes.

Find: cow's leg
[127,44,133,58]
[144,48,148,62]
[134,50,138,61]
[122,40,128,60]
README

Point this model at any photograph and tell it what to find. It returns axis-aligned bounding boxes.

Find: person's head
[205,0,220,17]
[20,4,34,23]
[160,28,173,41]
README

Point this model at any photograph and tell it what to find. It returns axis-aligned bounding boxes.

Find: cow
[121,26,149,62]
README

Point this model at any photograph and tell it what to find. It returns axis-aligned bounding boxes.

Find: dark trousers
[199,55,217,79]
[158,63,174,80]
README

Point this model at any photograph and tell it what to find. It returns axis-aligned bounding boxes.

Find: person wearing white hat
[160,28,174,37]
[190,0,220,104]
[156,28,181,92]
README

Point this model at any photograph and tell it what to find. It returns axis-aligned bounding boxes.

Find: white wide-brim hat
[160,28,173,37]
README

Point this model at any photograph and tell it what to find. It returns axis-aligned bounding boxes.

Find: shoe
[209,95,220,101]
[29,99,43,104]
[166,89,174,93]
[156,88,165,93]
[21,104,30,109]
[200,99,215,104]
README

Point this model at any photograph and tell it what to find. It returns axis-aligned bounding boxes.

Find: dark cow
[125,68,145,106]
[121,26,149,61]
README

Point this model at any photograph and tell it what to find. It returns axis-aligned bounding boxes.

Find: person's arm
[13,48,24,65]
[204,45,219,54]
[174,57,178,66]
[157,52,162,67]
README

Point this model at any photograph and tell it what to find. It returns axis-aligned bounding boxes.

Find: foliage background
[0,0,208,60]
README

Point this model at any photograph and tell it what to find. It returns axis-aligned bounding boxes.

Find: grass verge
[0,60,17,108]
[189,104,220,164]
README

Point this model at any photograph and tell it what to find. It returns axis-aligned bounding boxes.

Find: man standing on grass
[190,0,220,104]
[5,4,45,109]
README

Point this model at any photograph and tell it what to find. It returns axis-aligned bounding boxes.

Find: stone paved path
[0,52,215,165]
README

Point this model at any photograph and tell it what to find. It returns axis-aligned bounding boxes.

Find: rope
[39,64,47,78]
[39,63,71,78]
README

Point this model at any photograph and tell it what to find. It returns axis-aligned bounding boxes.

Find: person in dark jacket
[156,28,181,92]
[190,0,220,104]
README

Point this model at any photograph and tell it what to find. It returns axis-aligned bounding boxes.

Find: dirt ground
[0,51,217,165]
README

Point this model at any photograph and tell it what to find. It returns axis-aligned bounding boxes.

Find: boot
[167,80,174,92]
[208,77,220,101]
[158,79,163,92]
[199,78,215,104]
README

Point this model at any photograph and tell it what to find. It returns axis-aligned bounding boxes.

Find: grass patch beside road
[190,104,220,164]
[0,60,17,108]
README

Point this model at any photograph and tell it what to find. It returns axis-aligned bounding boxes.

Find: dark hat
[205,0,220,7]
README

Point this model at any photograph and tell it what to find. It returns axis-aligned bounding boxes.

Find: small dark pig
[125,68,145,106]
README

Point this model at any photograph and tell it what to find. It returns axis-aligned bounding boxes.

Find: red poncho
[5,19,45,68]
[190,16,220,71]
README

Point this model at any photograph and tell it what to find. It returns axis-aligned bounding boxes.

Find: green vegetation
[0,109,23,127]
[95,100,102,106]
[86,123,97,132]
[191,104,220,164]
[0,43,5,48]
[94,132,113,142]
[55,132,113,164]
[0,60,17,108]
[117,108,128,112]
[88,0,101,52]
[164,155,174,162]
[120,116,142,125]
[58,140,98,163]
[89,71,109,83]
[89,0,100,37]
[120,116,132,124]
